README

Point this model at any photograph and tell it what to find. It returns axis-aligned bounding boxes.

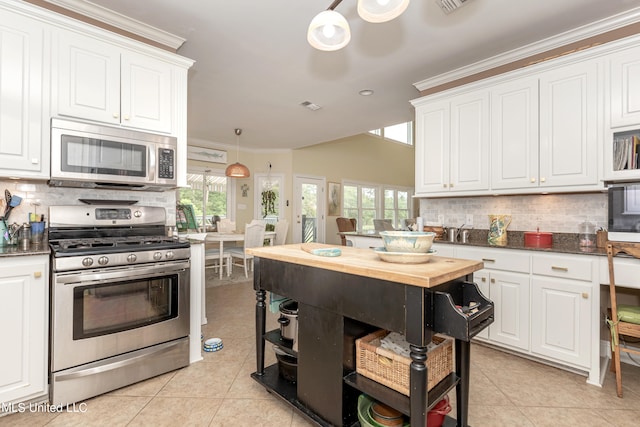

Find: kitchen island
[247,243,493,426]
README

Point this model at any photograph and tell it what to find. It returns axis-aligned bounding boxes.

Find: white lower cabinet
[530,276,592,368]
[0,255,49,405]
[530,253,596,371]
[487,270,531,351]
[454,245,600,384]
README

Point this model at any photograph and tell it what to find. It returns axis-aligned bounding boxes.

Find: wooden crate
[356,329,453,396]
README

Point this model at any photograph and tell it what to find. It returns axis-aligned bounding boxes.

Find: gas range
[48,205,190,272]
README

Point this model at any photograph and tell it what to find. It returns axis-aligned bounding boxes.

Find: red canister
[426,396,451,427]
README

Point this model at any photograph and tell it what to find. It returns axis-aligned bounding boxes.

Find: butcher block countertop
[247,243,483,288]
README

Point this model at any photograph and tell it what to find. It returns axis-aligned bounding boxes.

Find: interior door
[293,175,325,243]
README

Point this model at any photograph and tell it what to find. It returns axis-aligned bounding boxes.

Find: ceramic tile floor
[2,272,640,427]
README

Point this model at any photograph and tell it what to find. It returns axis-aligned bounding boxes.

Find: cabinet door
[473,270,490,340]
[0,256,48,404]
[121,52,173,133]
[0,10,49,178]
[414,101,450,194]
[531,276,591,368]
[449,90,490,192]
[609,45,640,128]
[57,30,121,125]
[489,271,530,351]
[490,78,539,190]
[539,60,599,188]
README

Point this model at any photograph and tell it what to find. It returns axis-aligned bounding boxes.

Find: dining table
[205,231,276,279]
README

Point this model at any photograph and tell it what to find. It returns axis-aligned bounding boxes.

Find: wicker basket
[356,330,453,396]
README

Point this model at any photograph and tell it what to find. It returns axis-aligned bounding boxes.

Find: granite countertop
[340,230,607,257]
[0,238,50,257]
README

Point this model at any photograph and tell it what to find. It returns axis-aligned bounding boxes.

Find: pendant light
[357,0,410,23]
[225,128,250,178]
[307,0,350,52]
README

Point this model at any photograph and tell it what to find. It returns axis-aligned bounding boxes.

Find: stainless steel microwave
[50,118,177,191]
[608,183,640,242]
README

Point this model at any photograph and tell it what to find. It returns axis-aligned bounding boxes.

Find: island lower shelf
[251,365,459,427]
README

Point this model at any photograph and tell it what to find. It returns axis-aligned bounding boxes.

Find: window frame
[178,166,236,228]
[342,180,413,232]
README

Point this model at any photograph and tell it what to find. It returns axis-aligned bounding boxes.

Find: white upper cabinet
[490,77,539,190]
[0,5,50,179]
[415,52,602,196]
[538,60,599,188]
[56,31,174,134]
[413,89,489,195]
[604,43,640,182]
[609,44,640,128]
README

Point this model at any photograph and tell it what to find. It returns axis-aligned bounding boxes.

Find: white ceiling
[64,0,640,150]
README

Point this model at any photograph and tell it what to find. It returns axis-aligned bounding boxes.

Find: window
[343,182,413,232]
[384,188,410,228]
[368,121,414,145]
[178,167,233,228]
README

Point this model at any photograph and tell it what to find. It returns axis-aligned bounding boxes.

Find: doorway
[292,175,325,243]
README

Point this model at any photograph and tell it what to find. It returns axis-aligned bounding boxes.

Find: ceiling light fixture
[308,0,410,51]
[225,128,250,178]
[307,0,351,52]
[358,0,410,23]
[359,89,374,96]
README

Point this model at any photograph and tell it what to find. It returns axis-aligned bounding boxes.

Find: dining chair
[227,222,266,278]
[606,241,640,398]
[204,248,232,277]
[216,219,236,233]
[336,217,356,246]
[274,219,289,245]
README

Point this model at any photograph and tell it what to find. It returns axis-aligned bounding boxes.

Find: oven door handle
[55,260,190,285]
[54,339,183,381]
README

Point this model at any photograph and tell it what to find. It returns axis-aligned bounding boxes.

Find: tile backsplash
[419,192,608,233]
[0,180,177,226]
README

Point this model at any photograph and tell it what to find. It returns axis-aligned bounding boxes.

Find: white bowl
[379,231,436,253]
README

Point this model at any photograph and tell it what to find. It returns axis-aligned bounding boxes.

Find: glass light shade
[225,162,250,178]
[307,10,351,51]
[357,0,410,23]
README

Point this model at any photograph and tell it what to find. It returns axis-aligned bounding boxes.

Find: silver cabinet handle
[551,266,568,272]
[481,258,496,263]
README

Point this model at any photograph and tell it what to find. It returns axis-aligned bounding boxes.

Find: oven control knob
[166,251,174,259]
[133,210,142,218]
[98,256,109,266]
[82,257,94,267]
[154,252,163,260]
[127,254,137,263]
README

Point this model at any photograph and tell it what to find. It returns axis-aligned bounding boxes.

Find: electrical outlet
[465,214,473,227]
[437,214,444,225]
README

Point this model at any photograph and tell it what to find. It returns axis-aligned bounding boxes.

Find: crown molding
[413,7,640,92]
[43,0,185,50]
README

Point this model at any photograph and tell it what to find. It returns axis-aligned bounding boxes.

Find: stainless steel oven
[48,205,191,405]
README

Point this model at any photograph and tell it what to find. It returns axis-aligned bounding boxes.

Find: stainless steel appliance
[48,204,191,405]
[608,183,640,242]
[50,118,178,191]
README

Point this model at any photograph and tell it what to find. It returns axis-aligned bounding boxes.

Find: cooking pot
[524,229,553,248]
[278,300,298,342]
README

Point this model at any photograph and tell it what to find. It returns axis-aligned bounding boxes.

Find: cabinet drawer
[599,256,640,289]
[456,247,530,273]
[532,254,593,282]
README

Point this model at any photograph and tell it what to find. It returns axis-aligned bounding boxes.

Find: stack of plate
[203,337,223,352]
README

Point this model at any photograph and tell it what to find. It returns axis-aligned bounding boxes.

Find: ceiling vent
[300,101,322,111]
[435,0,470,14]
